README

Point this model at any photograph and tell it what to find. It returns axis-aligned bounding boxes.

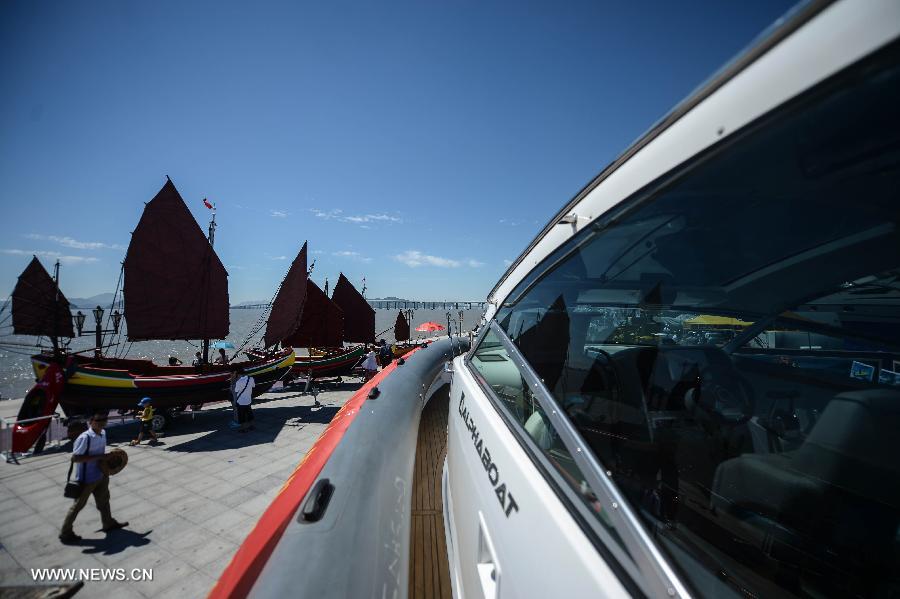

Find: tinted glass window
[469,328,631,561]
[496,43,900,598]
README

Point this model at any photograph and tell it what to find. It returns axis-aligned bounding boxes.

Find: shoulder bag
[64,435,91,498]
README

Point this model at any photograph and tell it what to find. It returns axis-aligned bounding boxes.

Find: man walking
[234,373,256,432]
[60,411,128,544]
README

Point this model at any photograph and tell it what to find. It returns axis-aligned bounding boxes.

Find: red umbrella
[415,321,445,332]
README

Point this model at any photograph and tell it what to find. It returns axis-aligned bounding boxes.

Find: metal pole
[52,260,60,357]
[203,205,217,364]
[95,318,102,359]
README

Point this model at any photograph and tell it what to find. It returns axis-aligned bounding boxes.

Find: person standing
[192,351,203,366]
[362,345,378,381]
[60,411,128,544]
[378,339,392,369]
[234,373,256,432]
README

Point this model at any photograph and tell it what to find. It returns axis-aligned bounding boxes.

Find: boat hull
[29,349,295,417]
[270,345,366,378]
[392,343,419,359]
[12,361,65,453]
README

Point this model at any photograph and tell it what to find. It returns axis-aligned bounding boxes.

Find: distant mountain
[68,293,121,308]
[232,299,269,307]
[368,296,410,302]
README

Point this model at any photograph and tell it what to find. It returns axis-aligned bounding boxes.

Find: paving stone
[0,498,35,525]
[153,570,217,599]
[222,516,258,545]
[196,480,243,502]
[0,511,48,539]
[202,556,231,580]
[182,475,224,495]
[202,510,250,538]
[115,546,173,577]
[155,526,216,555]
[182,537,237,570]
[53,551,107,570]
[217,486,260,509]
[234,492,277,518]
[11,476,60,498]
[27,491,75,515]
[227,469,269,488]
[6,523,70,564]
[0,546,23,575]
[144,485,191,507]
[127,557,198,596]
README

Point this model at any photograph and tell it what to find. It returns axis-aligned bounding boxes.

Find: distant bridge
[231,300,488,311]
[367,300,488,311]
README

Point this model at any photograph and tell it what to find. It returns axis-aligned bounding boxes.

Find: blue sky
[0,0,794,303]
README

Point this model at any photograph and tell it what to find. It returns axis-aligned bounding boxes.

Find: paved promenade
[0,383,356,598]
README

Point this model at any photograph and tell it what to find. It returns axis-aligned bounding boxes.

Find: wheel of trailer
[150,410,171,432]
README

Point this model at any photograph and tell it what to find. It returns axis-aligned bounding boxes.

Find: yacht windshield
[494,41,900,598]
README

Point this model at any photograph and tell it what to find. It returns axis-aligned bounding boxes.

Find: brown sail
[282,280,343,348]
[394,310,410,342]
[123,179,229,341]
[331,273,374,343]
[263,242,308,347]
[11,257,75,338]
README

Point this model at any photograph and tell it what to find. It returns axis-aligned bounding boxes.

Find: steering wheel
[691,361,755,426]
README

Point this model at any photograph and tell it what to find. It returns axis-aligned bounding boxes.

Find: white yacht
[213,1,900,597]
[444,0,900,597]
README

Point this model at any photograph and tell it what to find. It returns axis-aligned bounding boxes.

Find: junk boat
[251,272,374,379]
[284,276,367,378]
[6,180,295,448]
[211,1,900,597]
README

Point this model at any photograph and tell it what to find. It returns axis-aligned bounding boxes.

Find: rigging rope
[234,307,273,356]
[102,265,125,357]
[233,273,284,357]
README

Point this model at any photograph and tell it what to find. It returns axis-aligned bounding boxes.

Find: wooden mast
[51,260,60,358]
[203,202,217,364]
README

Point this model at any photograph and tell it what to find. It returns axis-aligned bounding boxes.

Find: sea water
[0,307,485,400]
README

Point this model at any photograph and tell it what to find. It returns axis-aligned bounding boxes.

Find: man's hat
[100,448,129,476]
[138,397,152,406]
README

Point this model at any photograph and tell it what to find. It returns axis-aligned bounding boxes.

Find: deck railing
[0,414,66,463]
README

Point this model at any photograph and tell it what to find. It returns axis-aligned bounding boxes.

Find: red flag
[203,198,213,210]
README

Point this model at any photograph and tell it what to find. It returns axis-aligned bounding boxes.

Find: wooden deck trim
[409,390,452,599]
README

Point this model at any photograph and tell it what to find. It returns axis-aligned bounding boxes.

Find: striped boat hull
[30,349,295,416]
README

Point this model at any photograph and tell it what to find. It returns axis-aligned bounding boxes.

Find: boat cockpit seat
[711,389,900,574]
